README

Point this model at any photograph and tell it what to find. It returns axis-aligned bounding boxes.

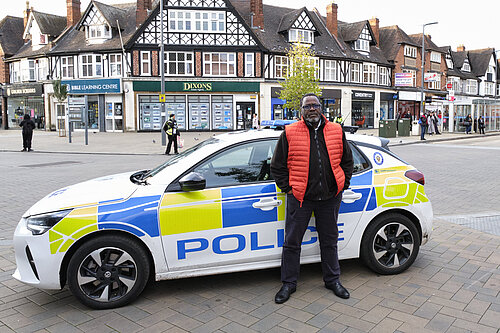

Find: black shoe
[274,284,296,304]
[28,148,33,152]
[325,282,350,299]
[21,148,26,152]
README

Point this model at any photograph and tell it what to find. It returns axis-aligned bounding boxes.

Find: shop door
[236,102,255,130]
[105,102,123,132]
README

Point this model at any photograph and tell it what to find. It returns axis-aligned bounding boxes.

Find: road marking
[424,143,500,151]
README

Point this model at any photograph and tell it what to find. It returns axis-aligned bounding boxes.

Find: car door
[159,139,287,271]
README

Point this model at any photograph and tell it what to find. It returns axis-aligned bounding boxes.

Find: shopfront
[380,92,396,120]
[62,78,123,132]
[397,91,422,120]
[473,99,500,132]
[5,84,45,128]
[351,90,374,128]
[134,81,259,131]
[452,97,472,132]
[321,89,342,122]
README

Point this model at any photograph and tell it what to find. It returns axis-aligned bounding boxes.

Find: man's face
[302,96,321,123]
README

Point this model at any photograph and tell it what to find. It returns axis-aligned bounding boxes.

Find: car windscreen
[144,137,220,179]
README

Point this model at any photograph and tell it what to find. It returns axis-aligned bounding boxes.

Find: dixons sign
[183,82,213,92]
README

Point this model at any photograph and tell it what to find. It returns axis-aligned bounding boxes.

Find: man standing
[270,93,354,304]
[163,114,180,155]
[418,113,428,140]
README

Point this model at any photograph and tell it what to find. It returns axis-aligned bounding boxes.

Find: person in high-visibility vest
[163,114,180,155]
[334,114,343,125]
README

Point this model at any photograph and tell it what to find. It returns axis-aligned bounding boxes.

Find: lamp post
[160,0,166,146]
[420,22,438,116]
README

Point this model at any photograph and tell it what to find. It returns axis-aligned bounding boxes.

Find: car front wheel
[67,235,150,309]
[361,213,420,275]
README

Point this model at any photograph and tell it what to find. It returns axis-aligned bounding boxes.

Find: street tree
[52,79,67,102]
[278,42,322,113]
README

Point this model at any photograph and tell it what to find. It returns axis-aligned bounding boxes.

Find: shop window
[189,95,210,130]
[363,63,377,84]
[289,29,314,44]
[61,56,74,79]
[109,54,122,77]
[203,52,235,76]
[275,56,288,78]
[141,51,150,76]
[245,53,254,77]
[164,52,193,76]
[350,63,361,83]
[212,95,233,130]
[404,45,417,58]
[325,60,338,81]
[169,10,225,33]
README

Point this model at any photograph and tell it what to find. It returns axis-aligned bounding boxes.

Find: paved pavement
[2,127,500,155]
[0,129,499,332]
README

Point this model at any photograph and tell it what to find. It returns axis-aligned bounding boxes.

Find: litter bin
[398,118,411,136]
[412,120,420,136]
[378,119,397,138]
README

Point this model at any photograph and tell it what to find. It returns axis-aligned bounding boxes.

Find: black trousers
[22,132,33,149]
[281,194,342,287]
[165,135,178,154]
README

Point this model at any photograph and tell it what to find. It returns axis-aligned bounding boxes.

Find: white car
[13,129,433,309]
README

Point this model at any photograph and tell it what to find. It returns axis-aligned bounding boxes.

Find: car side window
[349,142,371,174]
[192,140,277,188]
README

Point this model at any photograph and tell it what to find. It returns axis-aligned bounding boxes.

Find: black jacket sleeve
[270,131,292,193]
[340,132,354,190]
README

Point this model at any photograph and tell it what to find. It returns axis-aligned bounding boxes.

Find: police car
[13,129,433,309]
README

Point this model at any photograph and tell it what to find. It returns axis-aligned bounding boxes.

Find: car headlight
[25,209,73,235]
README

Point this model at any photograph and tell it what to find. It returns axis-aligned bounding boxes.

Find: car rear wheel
[361,213,420,275]
[67,235,150,309]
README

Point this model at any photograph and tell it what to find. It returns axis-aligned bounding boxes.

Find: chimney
[66,0,81,27]
[426,34,431,40]
[457,44,466,52]
[326,2,338,38]
[136,0,152,28]
[23,1,31,32]
[250,0,264,29]
[369,17,379,46]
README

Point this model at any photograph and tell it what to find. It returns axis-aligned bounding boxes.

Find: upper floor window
[86,24,111,39]
[462,61,471,72]
[61,56,74,79]
[109,54,122,77]
[428,75,441,90]
[363,63,377,84]
[289,29,314,44]
[37,58,48,81]
[402,69,416,87]
[466,79,477,94]
[275,56,288,78]
[430,52,441,63]
[39,34,47,45]
[485,82,495,95]
[141,51,150,76]
[324,60,338,81]
[245,53,254,77]
[164,52,194,76]
[204,52,235,76]
[445,55,453,69]
[21,60,36,81]
[404,45,417,58]
[10,62,20,83]
[80,54,102,78]
[379,67,389,86]
[355,39,370,53]
[350,62,361,83]
[169,10,225,33]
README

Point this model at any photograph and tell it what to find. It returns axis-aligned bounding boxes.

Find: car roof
[212,129,384,147]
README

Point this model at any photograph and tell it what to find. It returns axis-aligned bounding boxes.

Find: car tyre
[361,213,420,275]
[67,234,150,309]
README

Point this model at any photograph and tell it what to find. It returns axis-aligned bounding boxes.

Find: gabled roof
[32,11,67,37]
[50,2,137,55]
[451,50,467,68]
[408,33,442,52]
[468,48,494,77]
[0,16,24,56]
[379,25,419,62]
[338,21,371,43]
[277,7,304,32]
[231,2,345,58]
[76,0,130,30]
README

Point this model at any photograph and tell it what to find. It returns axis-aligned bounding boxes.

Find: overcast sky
[1,0,498,52]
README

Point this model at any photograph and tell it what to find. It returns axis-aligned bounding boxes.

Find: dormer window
[289,29,314,44]
[39,34,47,45]
[462,60,471,72]
[86,24,111,40]
[430,52,441,63]
[445,54,453,68]
[404,45,417,58]
[354,26,371,53]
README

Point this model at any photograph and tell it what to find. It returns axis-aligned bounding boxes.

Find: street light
[420,21,438,116]
[160,0,166,146]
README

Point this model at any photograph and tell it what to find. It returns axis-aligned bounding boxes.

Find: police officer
[270,93,354,304]
[334,113,343,125]
[163,114,180,155]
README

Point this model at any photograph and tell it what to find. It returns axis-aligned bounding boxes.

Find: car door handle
[252,198,282,211]
[342,190,363,204]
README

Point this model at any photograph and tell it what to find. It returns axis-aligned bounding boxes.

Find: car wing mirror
[179,172,206,192]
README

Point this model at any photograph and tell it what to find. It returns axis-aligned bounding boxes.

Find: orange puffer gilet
[285,118,345,205]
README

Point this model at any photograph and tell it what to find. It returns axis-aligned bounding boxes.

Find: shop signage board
[424,72,440,82]
[133,81,260,93]
[6,84,43,96]
[395,73,414,87]
[62,79,121,94]
[446,82,453,89]
[352,90,375,100]
[67,96,86,122]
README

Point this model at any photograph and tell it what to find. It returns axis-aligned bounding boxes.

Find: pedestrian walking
[418,113,428,140]
[478,116,485,134]
[270,93,354,304]
[427,112,435,136]
[19,114,36,152]
[464,114,472,134]
[252,113,259,129]
[431,112,440,135]
[163,114,180,155]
